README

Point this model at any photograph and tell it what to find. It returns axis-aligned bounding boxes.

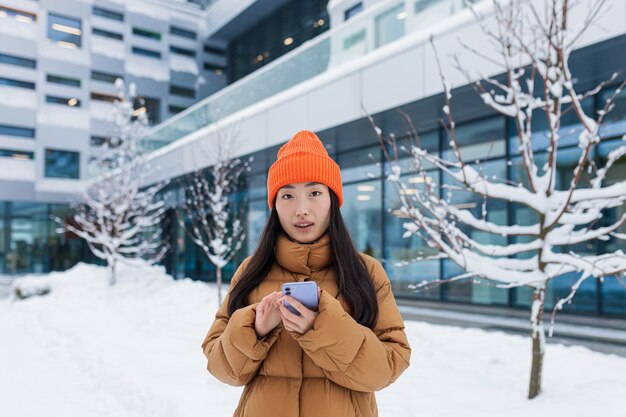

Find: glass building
[157,49,626,317]
[2,0,625,320]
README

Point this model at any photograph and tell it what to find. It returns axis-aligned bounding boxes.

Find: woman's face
[275,182,331,244]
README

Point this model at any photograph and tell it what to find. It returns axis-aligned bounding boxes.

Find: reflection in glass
[342,181,382,259]
[599,140,626,314]
[375,3,405,48]
[247,199,268,255]
[47,12,82,48]
[443,117,505,162]
[338,145,381,183]
[441,159,509,304]
[384,171,440,299]
[507,97,594,154]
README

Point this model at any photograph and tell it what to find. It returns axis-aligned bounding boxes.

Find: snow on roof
[126,56,170,82]
[170,54,199,75]
[0,86,36,109]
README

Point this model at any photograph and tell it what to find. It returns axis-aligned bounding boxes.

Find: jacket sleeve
[200,258,282,386]
[291,259,411,392]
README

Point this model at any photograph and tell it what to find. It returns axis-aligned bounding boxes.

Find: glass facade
[0,124,35,138]
[0,77,35,89]
[0,201,91,274]
[227,0,329,82]
[154,79,626,319]
[47,12,82,48]
[92,27,123,41]
[131,47,161,59]
[0,52,36,68]
[92,6,123,22]
[45,149,80,179]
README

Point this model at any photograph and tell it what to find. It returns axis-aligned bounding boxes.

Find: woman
[201,130,411,417]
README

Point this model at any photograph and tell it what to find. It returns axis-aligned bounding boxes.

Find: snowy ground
[1,263,625,417]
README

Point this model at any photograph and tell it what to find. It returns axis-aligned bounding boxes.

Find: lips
[294,222,314,230]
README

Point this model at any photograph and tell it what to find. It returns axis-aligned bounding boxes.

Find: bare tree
[179,125,251,305]
[55,79,169,285]
[374,0,626,400]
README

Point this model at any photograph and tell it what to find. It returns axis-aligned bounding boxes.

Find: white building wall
[0,0,226,203]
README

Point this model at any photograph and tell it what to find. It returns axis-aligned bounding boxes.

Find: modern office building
[0,0,232,272]
[2,0,625,318]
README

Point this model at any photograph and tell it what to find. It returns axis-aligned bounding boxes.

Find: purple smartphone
[282,281,319,316]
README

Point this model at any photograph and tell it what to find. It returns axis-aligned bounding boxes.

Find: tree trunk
[528,287,546,399]
[110,258,117,286]
[216,267,223,306]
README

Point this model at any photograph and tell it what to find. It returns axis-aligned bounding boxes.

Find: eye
[310,190,322,197]
[280,193,293,200]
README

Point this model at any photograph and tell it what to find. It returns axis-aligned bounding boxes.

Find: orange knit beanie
[267,130,343,209]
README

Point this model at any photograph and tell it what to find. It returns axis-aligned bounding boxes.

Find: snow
[0,85,37,108]
[39,41,90,66]
[91,37,125,60]
[170,54,199,75]
[1,263,625,417]
[126,56,170,82]
[90,100,116,121]
[126,1,169,21]
[0,158,35,181]
[0,18,37,40]
[37,105,90,129]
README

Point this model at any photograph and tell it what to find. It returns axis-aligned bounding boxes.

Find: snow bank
[91,37,125,60]
[0,264,625,417]
[0,86,37,109]
[126,56,170,82]
[170,54,199,75]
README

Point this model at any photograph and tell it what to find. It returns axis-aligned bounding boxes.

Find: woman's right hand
[254,291,283,339]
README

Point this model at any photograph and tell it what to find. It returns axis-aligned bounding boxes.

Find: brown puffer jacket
[201,232,411,417]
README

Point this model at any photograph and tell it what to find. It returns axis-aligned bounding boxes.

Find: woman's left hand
[277,294,320,335]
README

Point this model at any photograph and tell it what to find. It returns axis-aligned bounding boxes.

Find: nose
[295,201,310,217]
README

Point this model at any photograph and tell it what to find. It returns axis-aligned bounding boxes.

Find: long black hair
[227,190,379,328]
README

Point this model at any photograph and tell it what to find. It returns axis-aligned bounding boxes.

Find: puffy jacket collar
[275,232,332,275]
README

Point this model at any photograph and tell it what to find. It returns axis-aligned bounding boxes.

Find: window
[45,149,79,179]
[92,27,123,41]
[168,104,186,114]
[170,46,196,57]
[384,168,441,299]
[414,0,440,13]
[46,74,81,88]
[91,92,117,103]
[0,5,36,23]
[343,29,366,50]
[170,26,196,40]
[203,62,225,75]
[91,70,123,84]
[132,27,161,41]
[337,145,382,182]
[46,95,81,107]
[47,12,82,48]
[136,96,161,125]
[169,85,195,98]
[203,45,225,56]
[90,136,107,146]
[599,86,626,138]
[344,2,363,21]
[92,6,123,21]
[375,4,405,48]
[342,180,383,259]
[0,53,36,69]
[0,149,34,159]
[443,117,505,162]
[0,77,35,89]
[0,124,35,138]
[132,46,161,59]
